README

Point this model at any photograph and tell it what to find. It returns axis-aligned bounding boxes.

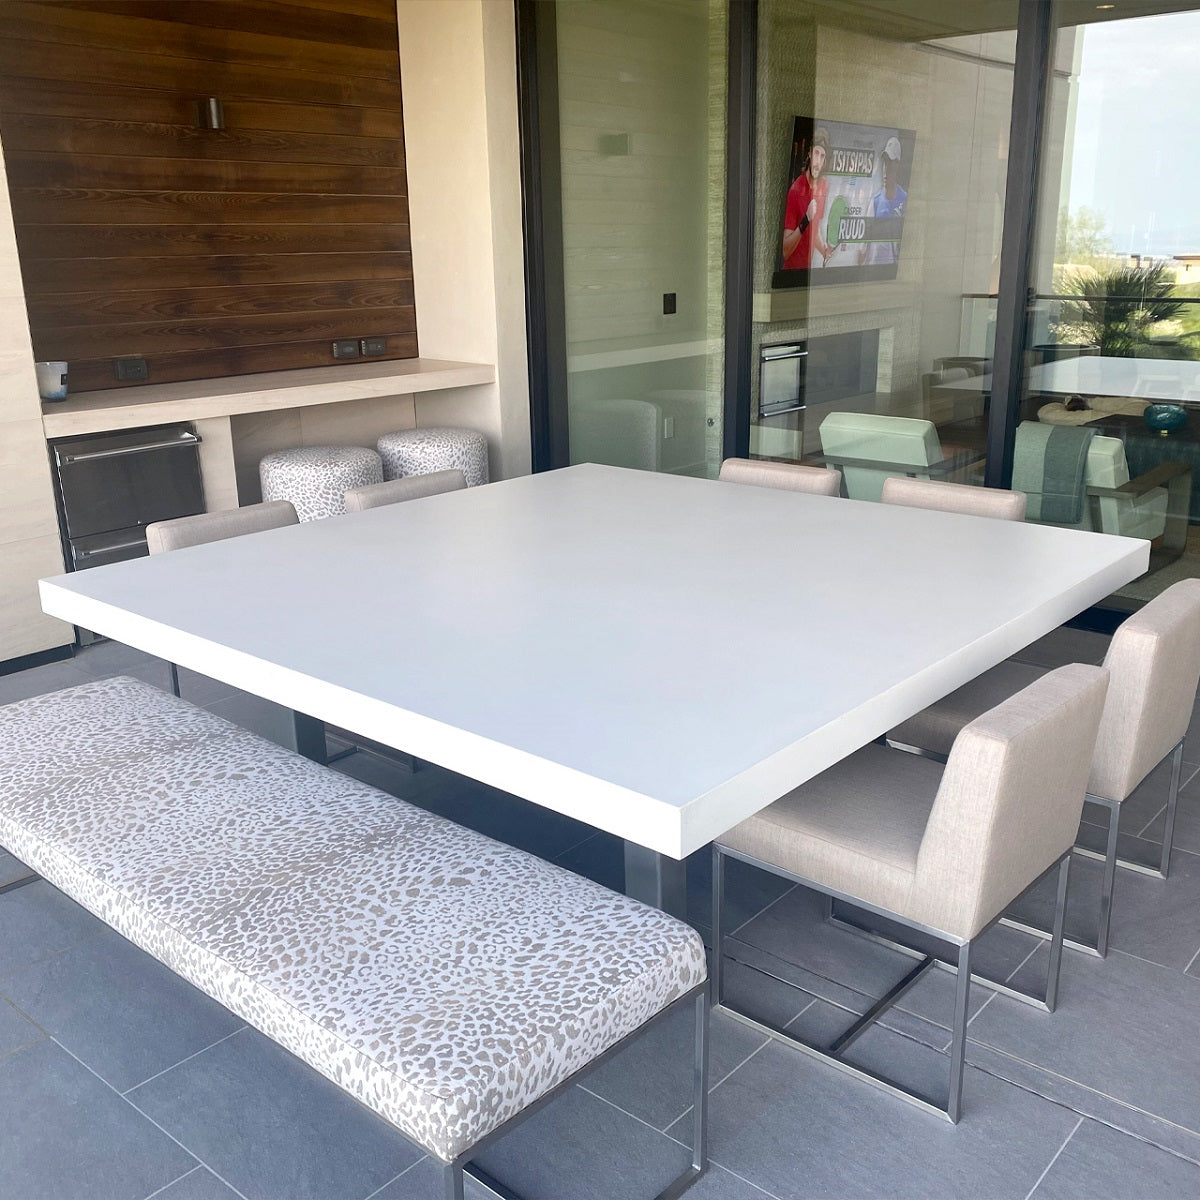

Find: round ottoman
[376,427,489,487]
[259,445,382,522]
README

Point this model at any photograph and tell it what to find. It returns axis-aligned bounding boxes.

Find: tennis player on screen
[781,127,832,270]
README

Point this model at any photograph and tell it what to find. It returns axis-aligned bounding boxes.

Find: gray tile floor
[4,629,1200,1198]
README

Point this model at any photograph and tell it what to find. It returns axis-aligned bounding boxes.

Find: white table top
[941,356,1200,404]
[39,464,1148,858]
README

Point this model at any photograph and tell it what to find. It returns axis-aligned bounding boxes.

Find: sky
[1066,10,1200,257]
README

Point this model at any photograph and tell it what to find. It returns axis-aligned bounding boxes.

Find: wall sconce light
[199,97,225,130]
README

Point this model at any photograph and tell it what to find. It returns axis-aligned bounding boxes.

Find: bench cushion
[0,677,706,1163]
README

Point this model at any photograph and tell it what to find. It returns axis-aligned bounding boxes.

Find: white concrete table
[39,464,1148,915]
[942,357,1200,404]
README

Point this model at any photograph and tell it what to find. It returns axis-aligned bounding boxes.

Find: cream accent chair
[714,664,1109,1122]
[881,477,1026,521]
[818,412,978,503]
[344,469,466,512]
[1014,423,1185,545]
[889,580,1200,956]
[719,457,841,496]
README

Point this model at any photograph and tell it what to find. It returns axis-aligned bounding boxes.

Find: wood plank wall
[0,0,416,392]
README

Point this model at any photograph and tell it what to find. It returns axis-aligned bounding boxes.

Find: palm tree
[1057,263,1187,357]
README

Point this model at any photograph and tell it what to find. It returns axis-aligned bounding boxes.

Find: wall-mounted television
[773,116,916,290]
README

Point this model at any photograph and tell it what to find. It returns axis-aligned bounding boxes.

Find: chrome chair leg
[947,940,972,1124]
[1161,739,1184,878]
[1097,803,1121,958]
[1045,855,1071,1011]
[168,661,180,698]
[444,1165,465,1200]
[711,845,725,1007]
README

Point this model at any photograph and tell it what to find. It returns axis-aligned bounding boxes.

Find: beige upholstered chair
[146,500,298,554]
[881,476,1026,521]
[889,579,1200,956]
[714,664,1109,1122]
[145,501,300,704]
[344,468,466,512]
[719,457,841,496]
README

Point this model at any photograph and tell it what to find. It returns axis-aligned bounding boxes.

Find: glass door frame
[518,0,1060,488]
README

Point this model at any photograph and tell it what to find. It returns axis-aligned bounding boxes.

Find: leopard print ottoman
[377,427,489,487]
[259,445,383,521]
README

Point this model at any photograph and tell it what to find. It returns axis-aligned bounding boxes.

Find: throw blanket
[1012,421,1095,524]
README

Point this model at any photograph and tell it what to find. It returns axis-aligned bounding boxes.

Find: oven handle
[74,537,147,560]
[58,431,202,465]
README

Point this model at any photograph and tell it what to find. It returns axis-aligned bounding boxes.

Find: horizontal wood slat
[10,189,407,227]
[0,3,400,81]
[0,1,415,391]
[10,152,407,196]
[18,223,410,259]
[0,37,400,110]
[33,306,416,359]
[2,114,403,168]
[52,2,400,53]
[27,279,415,325]
[66,331,420,392]
[23,252,413,295]
[0,80,404,139]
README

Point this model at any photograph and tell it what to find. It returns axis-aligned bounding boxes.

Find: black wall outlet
[662,293,677,315]
[115,358,148,381]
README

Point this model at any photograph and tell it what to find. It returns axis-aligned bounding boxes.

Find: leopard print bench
[0,676,709,1200]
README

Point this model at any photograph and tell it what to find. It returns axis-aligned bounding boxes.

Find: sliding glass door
[1017,4,1200,609]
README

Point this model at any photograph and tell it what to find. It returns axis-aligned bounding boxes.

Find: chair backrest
[1084,435,1143,535]
[344,469,466,512]
[145,501,299,554]
[881,476,1025,521]
[568,397,661,471]
[1090,579,1200,802]
[1011,421,1093,527]
[817,412,942,502]
[910,663,1109,941]
[719,457,841,497]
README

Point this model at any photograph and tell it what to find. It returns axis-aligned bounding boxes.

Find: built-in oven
[49,424,205,641]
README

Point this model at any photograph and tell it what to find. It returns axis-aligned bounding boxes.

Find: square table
[38,464,1148,915]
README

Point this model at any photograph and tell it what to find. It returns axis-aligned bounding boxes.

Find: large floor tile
[0,846,32,887]
[1141,768,1200,857]
[0,659,94,705]
[1,930,244,1093]
[375,1149,775,1200]
[0,1039,196,1200]
[468,1084,700,1200]
[0,880,107,979]
[1005,845,1200,969]
[697,1032,1080,1199]
[0,995,42,1059]
[151,1166,244,1200]
[1029,1116,1200,1199]
[129,1026,422,1200]
[977,946,1200,1136]
[584,1002,766,1131]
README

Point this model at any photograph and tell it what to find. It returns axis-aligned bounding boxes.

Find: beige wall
[0,135,75,660]
[396,0,531,482]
